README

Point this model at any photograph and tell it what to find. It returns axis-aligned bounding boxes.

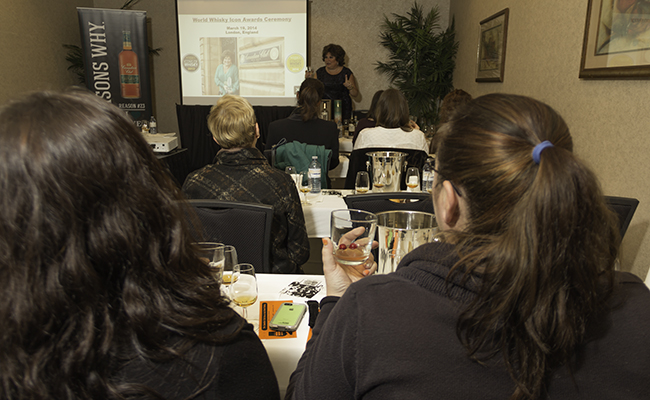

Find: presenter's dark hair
[322,43,346,66]
[297,78,324,121]
[435,93,619,400]
[0,88,242,399]
[375,88,412,132]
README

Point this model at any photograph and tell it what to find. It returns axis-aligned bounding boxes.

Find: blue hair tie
[532,141,554,164]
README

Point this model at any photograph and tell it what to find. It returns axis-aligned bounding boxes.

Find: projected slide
[177,0,308,106]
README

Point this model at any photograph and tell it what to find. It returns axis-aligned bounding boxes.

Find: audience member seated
[0,89,280,400]
[430,88,472,154]
[287,93,650,399]
[266,78,339,171]
[352,89,383,146]
[353,88,428,152]
[183,95,309,274]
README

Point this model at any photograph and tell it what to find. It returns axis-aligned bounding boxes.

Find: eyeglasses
[432,166,462,197]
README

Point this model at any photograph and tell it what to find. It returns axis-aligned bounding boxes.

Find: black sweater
[287,242,650,399]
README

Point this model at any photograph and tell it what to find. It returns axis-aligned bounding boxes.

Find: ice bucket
[367,151,407,192]
[376,210,438,274]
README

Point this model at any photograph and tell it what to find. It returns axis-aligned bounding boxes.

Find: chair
[187,199,274,273]
[344,192,434,215]
[344,147,429,190]
[604,196,639,239]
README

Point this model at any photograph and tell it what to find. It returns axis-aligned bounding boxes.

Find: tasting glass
[193,242,225,284]
[298,170,312,204]
[355,171,370,194]
[331,209,377,267]
[405,167,420,191]
[220,245,238,296]
[230,263,258,320]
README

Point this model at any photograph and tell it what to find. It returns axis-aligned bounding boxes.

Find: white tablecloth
[301,191,353,238]
[244,273,327,397]
[339,137,353,153]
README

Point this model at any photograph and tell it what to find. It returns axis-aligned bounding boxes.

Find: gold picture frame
[580,0,650,79]
[476,8,509,82]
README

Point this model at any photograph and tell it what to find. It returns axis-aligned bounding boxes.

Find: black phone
[269,302,307,332]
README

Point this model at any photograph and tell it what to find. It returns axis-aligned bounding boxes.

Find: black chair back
[344,192,434,215]
[604,196,639,239]
[344,147,429,190]
[187,199,274,273]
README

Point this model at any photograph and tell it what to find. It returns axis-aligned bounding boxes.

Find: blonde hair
[207,95,256,148]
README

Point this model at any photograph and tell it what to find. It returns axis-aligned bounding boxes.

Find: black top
[316,66,354,121]
[266,111,340,170]
[118,320,281,400]
[288,242,650,399]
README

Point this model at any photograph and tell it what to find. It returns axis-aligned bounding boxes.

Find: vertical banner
[78,8,152,120]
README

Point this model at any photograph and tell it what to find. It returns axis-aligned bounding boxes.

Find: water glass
[331,209,377,266]
[355,171,370,194]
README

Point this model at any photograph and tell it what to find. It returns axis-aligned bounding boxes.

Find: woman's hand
[409,120,420,130]
[322,229,378,297]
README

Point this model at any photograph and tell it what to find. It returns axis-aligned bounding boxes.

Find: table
[245,273,327,397]
[339,137,353,153]
[301,191,353,238]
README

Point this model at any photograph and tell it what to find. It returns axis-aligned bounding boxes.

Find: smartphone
[269,302,307,332]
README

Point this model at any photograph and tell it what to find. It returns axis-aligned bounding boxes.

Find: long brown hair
[0,89,243,399]
[435,93,619,399]
[297,78,324,121]
[375,88,412,131]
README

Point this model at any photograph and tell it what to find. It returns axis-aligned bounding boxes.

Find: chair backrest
[604,196,639,239]
[344,192,434,214]
[187,199,274,273]
[344,147,429,190]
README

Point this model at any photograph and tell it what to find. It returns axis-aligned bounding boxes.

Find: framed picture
[580,0,650,78]
[476,8,509,82]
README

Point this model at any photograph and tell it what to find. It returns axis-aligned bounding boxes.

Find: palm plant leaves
[376,2,458,125]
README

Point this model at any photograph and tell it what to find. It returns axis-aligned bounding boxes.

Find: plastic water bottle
[308,156,321,194]
[149,115,158,134]
[422,158,434,193]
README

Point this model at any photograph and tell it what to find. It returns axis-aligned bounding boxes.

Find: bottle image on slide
[119,30,140,99]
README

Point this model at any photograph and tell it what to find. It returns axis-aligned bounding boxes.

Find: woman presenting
[307,44,358,121]
[214,50,239,95]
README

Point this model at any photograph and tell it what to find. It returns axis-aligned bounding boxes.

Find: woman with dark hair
[287,93,650,399]
[0,89,280,399]
[353,88,428,152]
[214,49,239,95]
[306,43,358,121]
[265,78,339,170]
[351,89,383,145]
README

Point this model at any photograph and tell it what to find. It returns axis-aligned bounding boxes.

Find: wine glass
[355,171,370,194]
[230,263,258,320]
[405,167,420,192]
[298,170,312,204]
[194,242,225,283]
[220,245,238,296]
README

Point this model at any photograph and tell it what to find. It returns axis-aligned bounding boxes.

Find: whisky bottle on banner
[119,30,141,99]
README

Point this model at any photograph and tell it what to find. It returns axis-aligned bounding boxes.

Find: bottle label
[308,167,321,179]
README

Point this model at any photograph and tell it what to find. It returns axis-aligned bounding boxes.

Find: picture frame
[580,0,650,79]
[476,8,509,82]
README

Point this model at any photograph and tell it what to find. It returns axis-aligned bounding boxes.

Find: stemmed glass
[230,263,258,320]
[405,167,420,191]
[194,242,225,283]
[220,245,238,296]
[298,171,312,205]
[355,171,370,194]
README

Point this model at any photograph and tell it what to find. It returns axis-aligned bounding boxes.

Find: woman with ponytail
[287,93,650,399]
[266,78,340,170]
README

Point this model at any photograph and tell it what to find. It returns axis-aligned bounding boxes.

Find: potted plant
[375,2,458,127]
